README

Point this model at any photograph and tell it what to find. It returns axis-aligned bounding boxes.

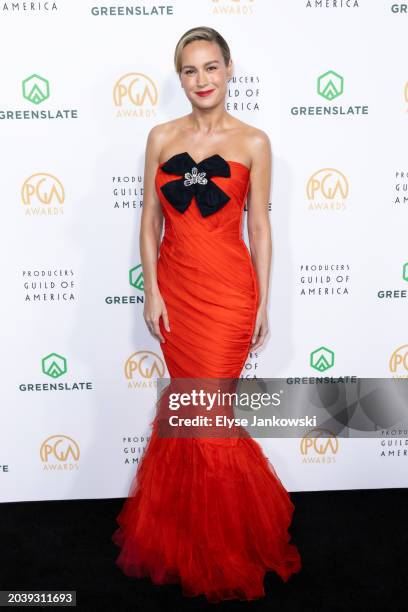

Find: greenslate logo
[403,263,408,282]
[23,74,50,105]
[317,70,344,101]
[42,353,67,378]
[129,264,144,291]
[310,346,334,372]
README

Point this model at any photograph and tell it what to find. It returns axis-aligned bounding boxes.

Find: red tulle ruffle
[112,413,301,603]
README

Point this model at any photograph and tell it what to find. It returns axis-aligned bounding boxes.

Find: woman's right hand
[143,290,170,343]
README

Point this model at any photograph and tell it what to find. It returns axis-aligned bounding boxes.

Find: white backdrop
[1,0,408,503]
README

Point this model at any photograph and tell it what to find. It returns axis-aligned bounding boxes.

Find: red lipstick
[196,89,215,97]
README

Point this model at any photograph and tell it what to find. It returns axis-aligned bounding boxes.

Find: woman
[112,26,301,603]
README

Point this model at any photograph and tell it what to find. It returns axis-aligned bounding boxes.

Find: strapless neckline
[158,151,250,173]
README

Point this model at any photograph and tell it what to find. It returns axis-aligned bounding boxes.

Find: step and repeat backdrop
[1,0,408,502]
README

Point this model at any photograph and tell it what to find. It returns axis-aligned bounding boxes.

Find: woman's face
[179,40,232,109]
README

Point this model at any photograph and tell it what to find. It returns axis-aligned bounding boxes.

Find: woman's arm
[246,130,272,350]
[140,126,170,343]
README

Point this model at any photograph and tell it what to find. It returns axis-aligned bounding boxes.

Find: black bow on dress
[160,152,231,217]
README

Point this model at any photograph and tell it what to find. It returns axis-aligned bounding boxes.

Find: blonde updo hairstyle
[174,26,231,75]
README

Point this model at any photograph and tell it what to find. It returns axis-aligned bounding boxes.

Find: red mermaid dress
[112,151,301,603]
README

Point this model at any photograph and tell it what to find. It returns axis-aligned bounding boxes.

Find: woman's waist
[161,228,247,248]
[158,234,257,286]
[160,233,251,259]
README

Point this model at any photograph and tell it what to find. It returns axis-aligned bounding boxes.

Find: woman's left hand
[251,305,269,350]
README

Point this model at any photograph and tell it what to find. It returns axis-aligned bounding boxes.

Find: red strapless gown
[112,152,301,603]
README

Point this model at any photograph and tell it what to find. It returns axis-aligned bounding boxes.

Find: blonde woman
[112,26,301,603]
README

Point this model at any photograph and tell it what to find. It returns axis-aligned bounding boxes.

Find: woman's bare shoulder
[235,119,270,147]
[147,116,189,145]
[230,118,271,159]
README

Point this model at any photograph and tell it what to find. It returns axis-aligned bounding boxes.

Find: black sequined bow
[160,152,231,217]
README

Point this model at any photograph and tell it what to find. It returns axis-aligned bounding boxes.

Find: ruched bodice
[154,152,258,378]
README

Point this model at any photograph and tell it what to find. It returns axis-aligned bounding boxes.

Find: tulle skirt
[112,392,301,603]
